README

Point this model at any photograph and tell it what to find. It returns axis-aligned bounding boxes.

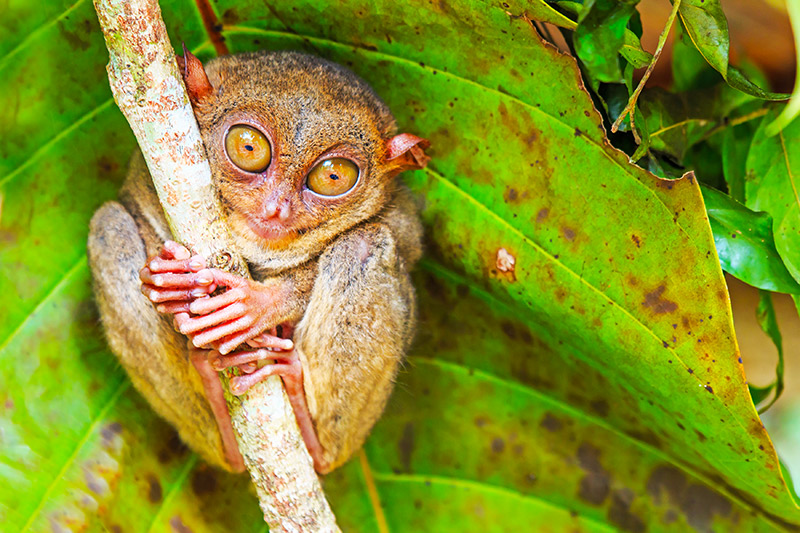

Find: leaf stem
[611,0,682,141]
[699,107,770,143]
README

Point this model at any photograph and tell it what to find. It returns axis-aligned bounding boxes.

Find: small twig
[697,107,770,143]
[611,0,683,142]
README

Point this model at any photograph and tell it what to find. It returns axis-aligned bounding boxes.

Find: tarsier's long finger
[155,301,191,314]
[147,255,205,274]
[161,240,191,260]
[141,286,195,304]
[230,364,294,396]
[140,268,214,289]
[217,326,265,355]
[180,303,248,335]
[190,316,254,348]
[246,333,294,350]
[189,288,245,315]
[211,348,285,370]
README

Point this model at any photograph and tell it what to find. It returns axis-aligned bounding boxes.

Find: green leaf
[2,0,800,531]
[722,119,759,203]
[746,107,800,286]
[752,290,785,413]
[619,28,653,69]
[701,186,800,293]
[573,0,638,83]
[677,0,730,78]
[727,65,792,101]
[671,19,723,92]
[766,0,800,135]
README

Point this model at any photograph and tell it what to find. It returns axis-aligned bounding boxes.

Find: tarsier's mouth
[245,217,299,247]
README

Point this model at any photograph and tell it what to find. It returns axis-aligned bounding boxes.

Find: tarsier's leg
[87,201,240,471]
[298,223,417,472]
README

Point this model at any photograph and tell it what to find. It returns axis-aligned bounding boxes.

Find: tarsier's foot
[209,329,329,472]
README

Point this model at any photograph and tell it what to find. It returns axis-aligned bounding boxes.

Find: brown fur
[88,51,424,472]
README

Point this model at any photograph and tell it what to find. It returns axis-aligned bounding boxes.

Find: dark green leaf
[746,107,800,285]
[671,19,722,92]
[722,119,759,203]
[573,0,638,83]
[701,186,800,293]
[753,290,785,413]
[727,66,791,101]
[677,0,729,78]
[619,28,653,69]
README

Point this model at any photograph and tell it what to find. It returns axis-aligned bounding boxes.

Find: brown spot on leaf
[681,484,732,532]
[590,399,610,417]
[647,465,687,505]
[191,467,217,496]
[536,208,550,222]
[630,234,641,248]
[398,422,415,472]
[608,488,645,533]
[491,437,505,453]
[147,475,162,503]
[562,227,576,241]
[577,443,610,505]
[642,285,678,314]
[170,516,193,533]
[540,413,562,432]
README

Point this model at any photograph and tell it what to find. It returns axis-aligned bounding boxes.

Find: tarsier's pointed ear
[385,133,431,173]
[176,44,214,104]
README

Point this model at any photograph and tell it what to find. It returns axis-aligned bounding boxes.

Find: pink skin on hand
[139,241,291,355]
[140,242,328,471]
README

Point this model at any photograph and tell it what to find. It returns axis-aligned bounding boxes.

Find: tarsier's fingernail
[197,273,213,285]
[191,288,207,298]
[188,257,203,270]
[282,340,294,349]
[211,357,223,370]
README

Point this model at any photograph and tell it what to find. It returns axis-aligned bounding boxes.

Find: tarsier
[88,50,429,473]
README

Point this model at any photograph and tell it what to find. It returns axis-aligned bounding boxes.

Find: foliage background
[1,0,800,531]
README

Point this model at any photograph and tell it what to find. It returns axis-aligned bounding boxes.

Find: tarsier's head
[178,50,429,269]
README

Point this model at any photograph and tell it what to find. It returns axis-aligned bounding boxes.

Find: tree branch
[92,1,338,530]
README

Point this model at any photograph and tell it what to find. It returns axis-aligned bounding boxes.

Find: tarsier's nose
[263,195,291,221]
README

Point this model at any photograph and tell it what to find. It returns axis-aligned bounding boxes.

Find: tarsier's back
[88,49,429,473]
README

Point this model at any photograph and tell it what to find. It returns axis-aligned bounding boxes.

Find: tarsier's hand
[140,241,292,355]
[139,240,218,314]
[176,269,293,354]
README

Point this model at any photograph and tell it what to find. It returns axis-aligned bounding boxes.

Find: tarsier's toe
[229,353,301,396]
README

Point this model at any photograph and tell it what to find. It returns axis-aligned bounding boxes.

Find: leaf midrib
[419,164,763,454]
[0,0,86,73]
[370,471,618,532]
[17,382,129,533]
[410,351,790,528]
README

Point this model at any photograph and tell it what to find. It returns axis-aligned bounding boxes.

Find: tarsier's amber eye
[306,158,359,196]
[225,125,271,173]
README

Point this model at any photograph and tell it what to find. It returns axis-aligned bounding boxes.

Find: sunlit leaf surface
[1,0,798,531]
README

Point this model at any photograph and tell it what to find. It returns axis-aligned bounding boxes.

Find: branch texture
[92,0,338,530]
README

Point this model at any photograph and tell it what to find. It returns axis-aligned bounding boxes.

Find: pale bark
[92,1,339,530]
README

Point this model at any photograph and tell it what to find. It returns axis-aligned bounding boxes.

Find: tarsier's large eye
[225,125,271,173]
[306,158,359,196]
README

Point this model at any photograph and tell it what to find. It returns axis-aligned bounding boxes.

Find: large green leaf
[701,185,800,294]
[2,1,799,531]
[746,107,800,287]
